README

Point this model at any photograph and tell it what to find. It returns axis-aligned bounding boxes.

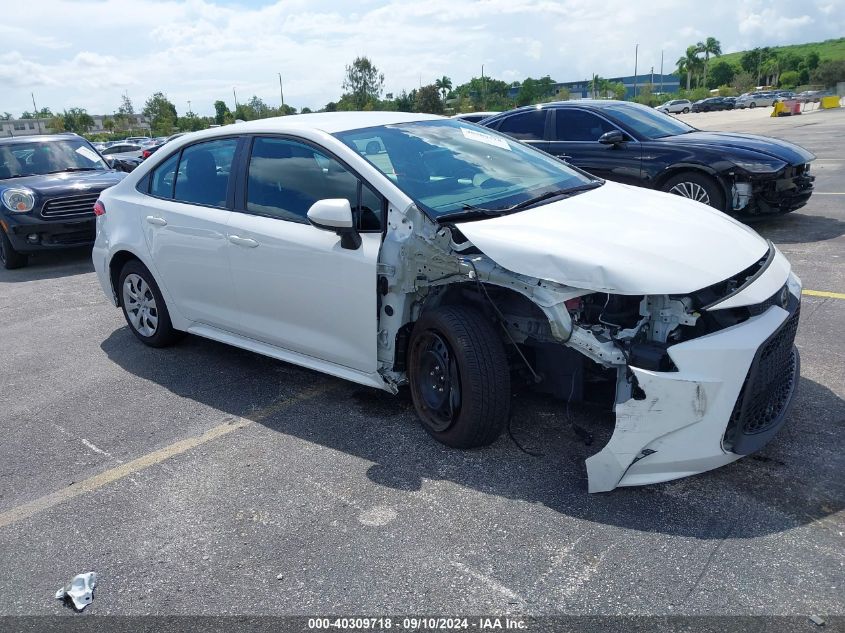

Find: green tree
[732,71,756,93]
[517,77,541,105]
[213,100,231,125]
[779,70,800,89]
[414,84,444,114]
[143,92,178,136]
[696,37,722,88]
[434,76,452,101]
[103,118,115,133]
[707,60,735,89]
[393,90,414,112]
[61,108,94,133]
[118,94,134,115]
[805,51,820,71]
[677,46,700,90]
[0,112,12,121]
[610,82,626,100]
[300,107,313,114]
[47,116,66,132]
[342,56,385,110]
[812,60,845,87]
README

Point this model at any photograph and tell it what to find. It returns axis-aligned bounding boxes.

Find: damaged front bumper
[586,294,801,493]
[733,165,814,215]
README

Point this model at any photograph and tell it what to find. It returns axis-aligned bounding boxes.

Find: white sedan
[92,112,802,492]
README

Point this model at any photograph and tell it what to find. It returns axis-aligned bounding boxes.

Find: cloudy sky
[2,0,843,117]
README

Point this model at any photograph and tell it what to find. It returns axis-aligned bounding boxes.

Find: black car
[0,134,126,269]
[691,97,733,112]
[481,101,814,217]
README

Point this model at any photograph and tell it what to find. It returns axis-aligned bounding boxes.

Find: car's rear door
[546,108,642,184]
[224,135,382,373]
[485,109,550,153]
[139,137,241,328]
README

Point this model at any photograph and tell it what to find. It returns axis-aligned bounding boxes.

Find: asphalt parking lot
[0,108,843,619]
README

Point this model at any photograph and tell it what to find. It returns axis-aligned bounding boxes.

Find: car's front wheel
[0,228,28,270]
[662,171,725,211]
[118,259,182,347]
[408,305,510,448]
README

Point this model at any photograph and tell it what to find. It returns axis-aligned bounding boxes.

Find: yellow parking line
[0,383,332,530]
[804,290,845,300]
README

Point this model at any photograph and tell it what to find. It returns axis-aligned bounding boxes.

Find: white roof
[230,111,442,135]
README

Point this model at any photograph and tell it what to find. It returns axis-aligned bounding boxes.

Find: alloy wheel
[668,181,711,205]
[122,273,159,337]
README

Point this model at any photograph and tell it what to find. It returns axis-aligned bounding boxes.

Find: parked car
[451,112,500,123]
[140,132,188,160]
[481,100,814,216]
[124,136,152,144]
[736,93,776,109]
[0,134,125,269]
[723,96,737,108]
[656,99,691,114]
[773,91,796,102]
[796,90,824,103]
[100,143,143,156]
[92,112,802,492]
[691,97,733,112]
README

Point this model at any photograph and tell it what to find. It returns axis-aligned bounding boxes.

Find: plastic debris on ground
[55,572,97,611]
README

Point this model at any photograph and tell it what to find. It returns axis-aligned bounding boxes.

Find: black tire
[749,102,757,109]
[661,171,726,211]
[408,305,511,448]
[682,107,690,114]
[118,259,182,347]
[0,228,28,270]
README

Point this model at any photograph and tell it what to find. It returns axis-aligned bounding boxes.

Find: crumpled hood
[0,170,125,197]
[456,181,770,295]
[660,131,815,165]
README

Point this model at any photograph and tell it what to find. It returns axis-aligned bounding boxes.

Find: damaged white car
[92,112,802,492]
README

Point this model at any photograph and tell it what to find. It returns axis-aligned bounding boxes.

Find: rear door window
[493,110,547,140]
[149,152,179,199]
[173,138,238,208]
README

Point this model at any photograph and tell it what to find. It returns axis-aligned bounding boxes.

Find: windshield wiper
[504,182,603,212]
[436,204,505,223]
[44,167,101,174]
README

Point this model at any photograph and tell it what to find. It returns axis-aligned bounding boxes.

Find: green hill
[718,37,845,66]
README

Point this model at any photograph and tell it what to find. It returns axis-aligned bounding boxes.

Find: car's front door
[225,136,382,373]
[546,108,642,185]
[140,137,242,328]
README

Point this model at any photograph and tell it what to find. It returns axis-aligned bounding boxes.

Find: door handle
[146,216,167,226]
[228,235,259,248]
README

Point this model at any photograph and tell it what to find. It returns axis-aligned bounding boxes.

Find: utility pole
[31,93,38,116]
[481,64,486,109]
[633,44,639,97]
[651,66,654,88]
[660,50,664,93]
[278,73,285,114]
[233,87,238,109]
[187,100,192,114]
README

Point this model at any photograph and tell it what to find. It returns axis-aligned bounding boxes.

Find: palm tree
[697,37,722,88]
[677,46,699,90]
[435,76,452,101]
[590,74,604,98]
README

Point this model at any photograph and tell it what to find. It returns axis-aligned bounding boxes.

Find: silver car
[656,99,691,114]
[736,93,776,109]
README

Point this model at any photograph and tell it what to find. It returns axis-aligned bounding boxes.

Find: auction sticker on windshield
[75,146,101,163]
[460,127,511,150]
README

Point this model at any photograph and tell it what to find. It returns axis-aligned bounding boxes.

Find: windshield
[0,138,108,179]
[334,119,597,218]
[601,103,696,139]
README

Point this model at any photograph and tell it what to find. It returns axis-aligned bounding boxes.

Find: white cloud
[1,0,843,117]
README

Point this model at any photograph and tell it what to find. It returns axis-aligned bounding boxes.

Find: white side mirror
[307,199,361,250]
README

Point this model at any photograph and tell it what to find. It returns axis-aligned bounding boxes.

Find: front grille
[725,302,800,453]
[40,193,100,219]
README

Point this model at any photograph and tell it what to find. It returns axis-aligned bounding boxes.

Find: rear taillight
[93,200,106,216]
[142,150,152,159]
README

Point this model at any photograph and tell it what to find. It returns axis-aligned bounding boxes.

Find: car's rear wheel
[408,305,510,448]
[682,107,690,114]
[118,259,182,347]
[749,102,757,109]
[662,171,726,211]
[0,228,27,270]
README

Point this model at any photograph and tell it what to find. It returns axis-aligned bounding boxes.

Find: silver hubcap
[123,273,159,337]
[669,181,711,205]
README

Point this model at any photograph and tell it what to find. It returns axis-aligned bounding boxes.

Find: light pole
[187,100,192,115]
[278,73,285,115]
[633,44,639,97]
